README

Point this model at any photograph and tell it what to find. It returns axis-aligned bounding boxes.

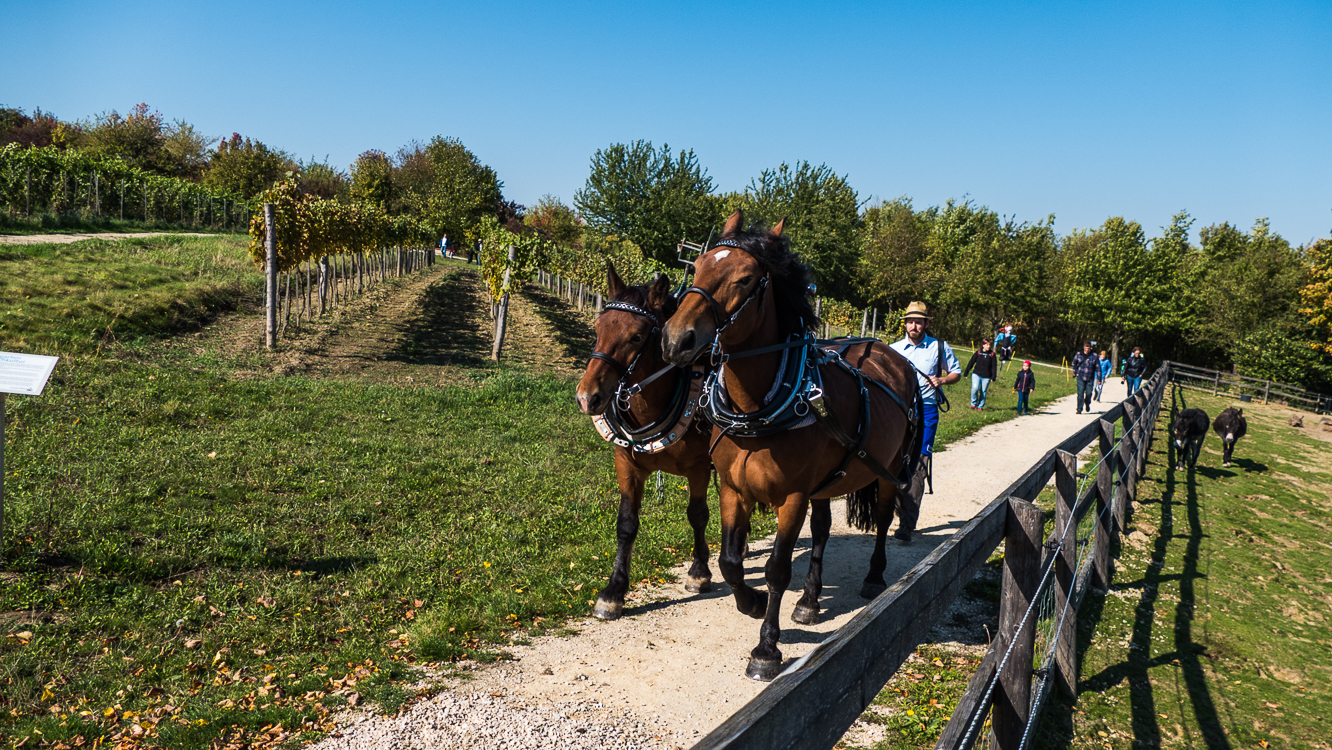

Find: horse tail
[846,482,878,532]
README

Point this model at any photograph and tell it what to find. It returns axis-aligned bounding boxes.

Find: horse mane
[610,275,678,321]
[718,225,819,337]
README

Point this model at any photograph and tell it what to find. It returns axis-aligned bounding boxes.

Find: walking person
[1071,341,1099,415]
[1013,360,1037,415]
[1122,346,1147,395]
[963,338,998,410]
[889,301,962,543]
[1093,350,1112,402]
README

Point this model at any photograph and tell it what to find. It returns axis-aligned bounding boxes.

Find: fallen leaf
[206,452,217,459]
[257,597,275,608]
[413,599,424,608]
[14,630,34,641]
[347,692,361,707]
[183,640,202,650]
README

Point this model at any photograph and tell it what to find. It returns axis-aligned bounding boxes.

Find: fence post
[860,308,869,337]
[264,203,277,350]
[492,245,515,361]
[595,290,603,313]
[992,497,1044,750]
[1053,449,1078,697]
[1264,380,1271,405]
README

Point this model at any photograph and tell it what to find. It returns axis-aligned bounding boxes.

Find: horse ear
[722,209,744,236]
[607,264,626,298]
[648,273,672,307]
[770,216,788,238]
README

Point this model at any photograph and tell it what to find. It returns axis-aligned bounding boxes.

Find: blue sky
[3,0,1329,244]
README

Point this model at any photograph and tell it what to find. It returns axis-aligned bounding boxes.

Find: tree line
[5,104,1329,389]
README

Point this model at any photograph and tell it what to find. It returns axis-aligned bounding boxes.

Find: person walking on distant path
[1071,341,1100,414]
[889,301,962,543]
[1013,360,1037,415]
[1122,346,1147,395]
[963,338,998,410]
[1094,350,1112,402]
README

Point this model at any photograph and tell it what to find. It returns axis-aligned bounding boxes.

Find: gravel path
[314,382,1136,749]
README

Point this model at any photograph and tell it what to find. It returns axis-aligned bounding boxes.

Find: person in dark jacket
[1071,341,1101,414]
[1013,360,1037,415]
[1121,346,1147,395]
[963,339,999,410]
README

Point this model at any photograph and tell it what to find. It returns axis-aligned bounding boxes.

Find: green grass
[0,353,723,747]
[0,234,259,354]
[0,211,244,236]
[1028,387,1332,749]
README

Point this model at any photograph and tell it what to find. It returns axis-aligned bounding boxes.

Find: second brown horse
[575,268,714,620]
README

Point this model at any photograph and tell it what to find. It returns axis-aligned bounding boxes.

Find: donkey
[1172,408,1210,470]
[1212,407,1247,468]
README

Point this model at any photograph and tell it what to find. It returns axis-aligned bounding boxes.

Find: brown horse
[575,267,715,620]
[661,210,921,680]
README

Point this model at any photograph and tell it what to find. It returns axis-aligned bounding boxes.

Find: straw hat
[902,301,931,320]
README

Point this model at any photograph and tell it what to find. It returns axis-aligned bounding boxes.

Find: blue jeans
[1126,377,1142,394]
[1016,391,1030,414]
[970,374,991,408]
[920,400,939,456]
[1076,378,1095,412]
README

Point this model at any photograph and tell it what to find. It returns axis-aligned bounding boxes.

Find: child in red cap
[1013,360,1036,415]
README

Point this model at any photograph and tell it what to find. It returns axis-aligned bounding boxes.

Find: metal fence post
[264,203,277,350]
[1053,449,1078,697]
[992,497,1044,750]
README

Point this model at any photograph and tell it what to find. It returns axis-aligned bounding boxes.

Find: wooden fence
[692,364,1172,750]
[1165,360,1331,414]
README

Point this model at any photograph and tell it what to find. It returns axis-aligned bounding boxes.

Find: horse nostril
[678,329,696,356]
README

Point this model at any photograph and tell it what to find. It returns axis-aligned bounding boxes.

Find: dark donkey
[1172,407,1210,470]
[661,210,921,681]
[1213,406,1247,467]
[575,267,714,620]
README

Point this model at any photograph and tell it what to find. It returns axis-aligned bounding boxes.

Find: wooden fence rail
[692,364,1172,750]
[1165,359,1331,413]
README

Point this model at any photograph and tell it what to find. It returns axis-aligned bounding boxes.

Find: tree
[349,149,393,209]
[161,120,215,180]
[0,107,68,149]
[420,136,504,245]
[204,134,293,200]
[1063,215,1191,364]
[524,195,583,248]
[1192,219,1308,355]
[297,158,349,200]
[574,140,717,265]
[857,198,932,308]
[736,161,861,301]
[81,103,173,173]
[1300,237,1332,357]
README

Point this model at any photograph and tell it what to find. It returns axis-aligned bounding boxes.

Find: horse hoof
[746,656,783,682]
[859,582,887,600]
[592,600,623,621]
[791,606,820,625]
[683,574,712,593]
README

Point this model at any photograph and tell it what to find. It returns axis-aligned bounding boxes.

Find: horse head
[575,265,675,415]
[662,209,808,366]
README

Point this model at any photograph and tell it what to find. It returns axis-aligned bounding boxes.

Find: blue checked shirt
[890,334,961,404]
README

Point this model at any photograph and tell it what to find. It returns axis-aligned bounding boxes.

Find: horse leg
[593,464,645,621]
[682,467,712,593]
[718,487,766,620]
[792,498,831,624]
[861,480,897,599]
[747,496,808,681]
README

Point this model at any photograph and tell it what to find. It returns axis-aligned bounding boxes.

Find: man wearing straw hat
[889,301,961,543]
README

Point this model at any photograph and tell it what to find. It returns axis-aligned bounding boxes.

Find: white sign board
[0,351,59,395]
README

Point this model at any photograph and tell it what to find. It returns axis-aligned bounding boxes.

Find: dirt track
[246,263,1131,748]
[0,231,216,245]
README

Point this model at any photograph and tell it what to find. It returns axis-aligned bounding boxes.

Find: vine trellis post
[491,245,516,361]
[264,203,277,350]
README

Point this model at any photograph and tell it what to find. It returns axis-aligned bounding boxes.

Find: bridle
[588,301,675,410]
[680,238,770,366]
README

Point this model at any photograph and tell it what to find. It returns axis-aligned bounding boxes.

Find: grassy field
[2,236,1079,748]
[1027,387,1332,750]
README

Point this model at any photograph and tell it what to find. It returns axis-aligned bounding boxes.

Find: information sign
[0,351,59,395]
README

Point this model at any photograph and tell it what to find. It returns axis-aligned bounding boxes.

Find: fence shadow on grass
[1035,386,1232,750]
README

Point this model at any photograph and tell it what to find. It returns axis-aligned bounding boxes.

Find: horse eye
[631,334,643,343]
[736,276,753,286]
